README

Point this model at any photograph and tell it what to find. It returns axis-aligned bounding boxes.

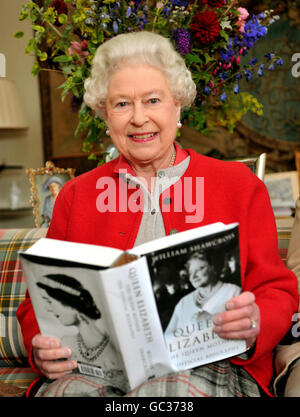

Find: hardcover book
[20,222,246,392]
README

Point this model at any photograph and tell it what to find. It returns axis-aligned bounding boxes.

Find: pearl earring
[106,129,110,136]
[177,121,182,128]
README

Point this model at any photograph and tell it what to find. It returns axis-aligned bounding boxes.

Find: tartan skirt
[34,359,262,397]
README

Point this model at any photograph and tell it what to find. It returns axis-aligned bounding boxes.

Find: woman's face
[105,63,181,166]
[48,182,60,197]
[45,297,77,326]
[188,258,211,289]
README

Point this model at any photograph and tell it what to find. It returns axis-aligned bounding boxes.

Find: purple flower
[276,58,283,66]
[268,63,274,71]
[173,28,190,55]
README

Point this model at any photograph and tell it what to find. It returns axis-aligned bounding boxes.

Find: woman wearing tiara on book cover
[36,273,127,392]
[165,251,241,336]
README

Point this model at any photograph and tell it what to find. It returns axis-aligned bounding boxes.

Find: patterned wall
[242,19,300,144]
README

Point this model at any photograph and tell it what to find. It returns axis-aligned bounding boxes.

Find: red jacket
[17,147,298,396]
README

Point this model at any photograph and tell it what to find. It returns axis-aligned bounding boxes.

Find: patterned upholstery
[277,228,292,265]
[0,228,47,388]
[0,226,293,390]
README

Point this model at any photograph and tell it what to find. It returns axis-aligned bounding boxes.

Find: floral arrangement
[15,0,283,162]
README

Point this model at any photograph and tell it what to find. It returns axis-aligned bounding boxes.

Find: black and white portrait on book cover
[24,256,128,390]
[146,227,241,335]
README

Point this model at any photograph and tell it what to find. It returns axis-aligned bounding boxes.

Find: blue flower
[249,58,258,65]
[276,58,283,66]
[85,17,95,25]
[220,93,227,102]
[244,69,252,81]
[112,1,120,9]
[268,63,274,71]
[113,21,118,33]
[258,64,264,77]
[258,12,266,19]
[233,84,239,94]
[132,0,142,13]
[241,16,268,51]
[164,5,171,16]
[235,73,242,80]
[220,16,268,64]
[171,0,189,6]
[137,16,148,28]
[204,86,211,95]
[126,6,132,18]
[265,53,274,60]
[220,38,235,62]
[218,72,228,80]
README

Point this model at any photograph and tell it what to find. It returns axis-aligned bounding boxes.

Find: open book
[20,222,246,392]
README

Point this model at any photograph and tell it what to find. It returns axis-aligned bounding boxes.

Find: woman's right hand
[32,334,77,379]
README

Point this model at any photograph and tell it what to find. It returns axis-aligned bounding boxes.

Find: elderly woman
[17,31,298,397]
[165,251,241,336]
[41,176,63,227]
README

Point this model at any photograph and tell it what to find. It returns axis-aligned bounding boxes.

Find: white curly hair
[83,31,196,119]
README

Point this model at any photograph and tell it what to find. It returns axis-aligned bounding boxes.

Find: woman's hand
[32,334,77,380]
[213,291,260,349]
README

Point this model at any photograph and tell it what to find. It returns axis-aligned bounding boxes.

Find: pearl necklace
[77,333,109,362]
[168,146,176,168]
[128,146,176,176]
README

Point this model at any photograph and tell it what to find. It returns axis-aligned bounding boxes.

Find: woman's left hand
[213,291,260,350]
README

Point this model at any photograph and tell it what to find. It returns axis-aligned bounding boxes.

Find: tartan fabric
[35,360,261,397]
[0,228,47,370]
[0,366,39,389]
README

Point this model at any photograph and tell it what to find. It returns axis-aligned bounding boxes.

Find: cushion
[0,228,47,368]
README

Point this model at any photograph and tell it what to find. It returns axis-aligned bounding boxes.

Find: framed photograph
[264,171,300,217]
[228,153,267,180]
[26,161,76,228]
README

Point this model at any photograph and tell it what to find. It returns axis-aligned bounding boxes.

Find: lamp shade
[0,77,28,129]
